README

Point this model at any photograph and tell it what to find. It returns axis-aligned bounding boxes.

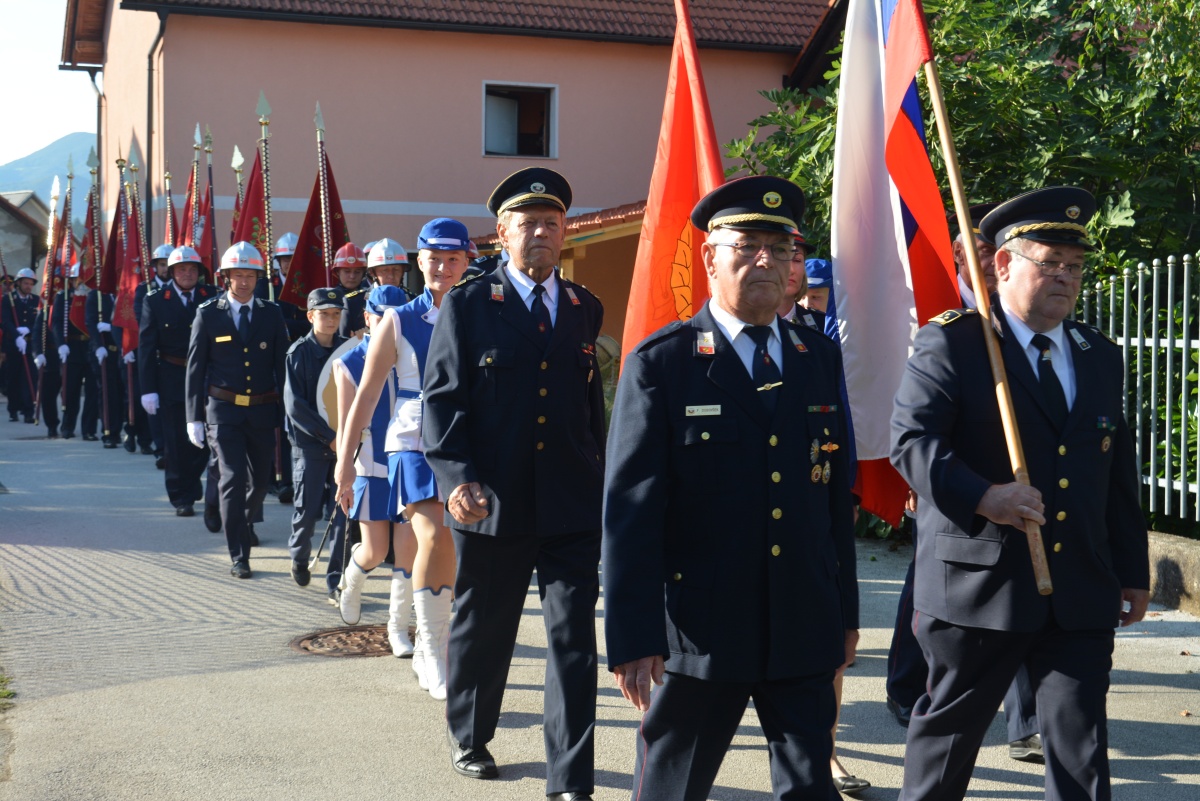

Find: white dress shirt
[1000,299,1076,409]
[505,262,558,324]
[708,300,784,379]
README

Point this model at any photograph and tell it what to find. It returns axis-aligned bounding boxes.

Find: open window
[483,83,556,158]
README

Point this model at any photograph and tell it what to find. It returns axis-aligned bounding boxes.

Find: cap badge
[1065,205,1081,219]
[530,182,546,193]
[327,291,337,299]
[763,191,782,209]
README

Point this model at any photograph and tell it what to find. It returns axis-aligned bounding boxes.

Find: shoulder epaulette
[1072,321,1118,348]
[632,320,685,353]
[928,308,977,326]
[344,288,367,299]
[452,272,486,289]
[198,297,219,309]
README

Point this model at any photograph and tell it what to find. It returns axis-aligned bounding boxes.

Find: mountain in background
[0,132,96,219]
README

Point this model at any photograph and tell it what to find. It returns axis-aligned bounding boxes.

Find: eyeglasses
[1007,250,1085,278]
[713,241,798,262]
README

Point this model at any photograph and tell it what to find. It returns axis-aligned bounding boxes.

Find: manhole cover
[290,624,414,657]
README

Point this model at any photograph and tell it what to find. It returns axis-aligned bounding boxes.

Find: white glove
[123,351,136,364]
[34,354,46,369]
[15,336,26,355]
[187,422,207,449]
[95,347,107,363]
[141,393,159,415]
[57,345,69,361]
[97,322,112,333]
[16,326,30,336]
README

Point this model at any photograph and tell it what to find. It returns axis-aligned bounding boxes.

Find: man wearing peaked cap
[186,241,291,579]
[891,185,1148,801]
[422,167,606,800]
[138,246,219,516]
[603,174,859,801]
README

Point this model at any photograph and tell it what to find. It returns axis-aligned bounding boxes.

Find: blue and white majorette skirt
[350,475,398,523]
[388,449,439,515]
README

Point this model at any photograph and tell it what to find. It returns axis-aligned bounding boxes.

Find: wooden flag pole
[923,58,1052,595]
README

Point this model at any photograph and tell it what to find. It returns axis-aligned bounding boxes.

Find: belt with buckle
[161,354,187,366]
[208,386,279,407]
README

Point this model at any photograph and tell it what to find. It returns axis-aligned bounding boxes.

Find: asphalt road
[1,420,1198,800]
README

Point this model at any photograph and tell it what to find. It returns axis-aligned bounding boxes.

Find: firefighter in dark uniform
[133,244,174,460]
[139,245,218,516]
[331,243,370,339]
[890,187,1149,801]
[29,273,62,438]
[50,262,99,439]
[186,241,289,578]
[422,168,604,801]
[86,283,125,448]
[603,176,859,801]
[2,268,40,423]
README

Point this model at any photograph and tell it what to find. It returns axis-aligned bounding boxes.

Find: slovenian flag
[829,0,959,526]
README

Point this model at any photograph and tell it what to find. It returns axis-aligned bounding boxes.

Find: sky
[0,0,97,164]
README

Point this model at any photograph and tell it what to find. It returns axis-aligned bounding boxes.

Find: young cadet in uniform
[603,176,859,801]
[331,243,370,339]
[283,288,348,592]
[186,241,290,579]
[86,279,124,448]
[51,262,99,439]
[417,170,604,800]
[139,246,217,516]
[335,219,472,697]
[890,187,1149,801]
[2,268,40,423]
[332,285,416,653]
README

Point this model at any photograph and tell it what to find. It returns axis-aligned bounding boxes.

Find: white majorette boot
[387,568,415,658]
[339,551,370,626]
[413,586,453,699]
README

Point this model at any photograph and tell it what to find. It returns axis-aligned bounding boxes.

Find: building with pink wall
[62,0,842,343]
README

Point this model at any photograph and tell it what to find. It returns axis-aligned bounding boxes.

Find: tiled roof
[473,199,646,246]
[119,1,831,51]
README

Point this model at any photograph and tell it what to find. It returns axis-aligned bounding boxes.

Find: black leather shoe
[82,433,98,441]
[203,505,222,533]
[140,445,154,455]
[248,525,260,547]
[886,696,912,728]
[277,484,294,504]
[155,456,166,470]
[291,559,311,587]
[1009,734,1044,763]
[175,505,195,517]
[230,560,252,579]
[61,430,75,439]
[547,794,594,801]
[832,775,871,795]
[448,729,498,779]
[103,439,118,449]
[46,429,59,439]
[123,437,137,453]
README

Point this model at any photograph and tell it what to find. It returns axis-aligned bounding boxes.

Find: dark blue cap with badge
[979,186,1096,251]
[307,287,344,312]
[805,258,832,289]
[953,202,1000,238]
[487,167,572,216]
[365,285,408,317]
[690,175,805,234]
[418,218,471,252]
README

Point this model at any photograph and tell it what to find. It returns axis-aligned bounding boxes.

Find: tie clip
[757,381,783,392]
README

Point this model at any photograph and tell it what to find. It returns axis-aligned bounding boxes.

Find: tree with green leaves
[726,0,1200,269]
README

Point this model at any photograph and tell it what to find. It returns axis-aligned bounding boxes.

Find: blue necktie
[530,284,552,348]
[1031,333,1067,428]
[746,325,781,414]
[238,306,250,343]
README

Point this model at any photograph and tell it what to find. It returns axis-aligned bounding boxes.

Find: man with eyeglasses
[604,175,859,801]
[891,186,1149,801]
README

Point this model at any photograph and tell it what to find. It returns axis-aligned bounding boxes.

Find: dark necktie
[182,291,192,307]
[238,305,250,343]
[530,284,552,348]
[745,325,782,414]
[1031,333,1068,428]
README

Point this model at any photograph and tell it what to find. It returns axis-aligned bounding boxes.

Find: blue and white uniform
[336,336,398,522]
[385,287,439,513]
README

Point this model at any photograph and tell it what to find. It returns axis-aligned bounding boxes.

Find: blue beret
[805,258,832,288]
[417,218,470,252]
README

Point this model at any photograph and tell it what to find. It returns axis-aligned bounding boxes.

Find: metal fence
[1077,253,1199,522]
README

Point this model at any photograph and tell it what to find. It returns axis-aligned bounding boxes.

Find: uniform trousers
[447,527,600,795]
[36,360,61,433]
[93,354,124,441]
[211,419,274,563]
[61,342,98,436]
[159,400,207,507]
[900,613,1114,801]
[122,363,152,449]
[148,407,164,455]
[289,451,347,592]
[5,348,34,418]
[633,670,837,801]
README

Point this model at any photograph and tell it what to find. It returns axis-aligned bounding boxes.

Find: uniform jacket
[138,282,217,404]
[1,291,39,355]
[30,306,61,369]
[284,331,348,457]
[890,301,1148,632]
[602,302,859,683]
[84,290,124,356]
[334,282,372,339]
[50,292,91,348]
[134,277,168,324]
[422,264,605,537]
[185,295,289,426]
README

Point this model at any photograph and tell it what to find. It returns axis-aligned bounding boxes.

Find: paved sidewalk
[1,421,1198,800]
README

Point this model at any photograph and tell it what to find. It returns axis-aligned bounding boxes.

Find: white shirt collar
[999,297,1066,355]
[227,294,253,318]
[708,297,781,346]
[504,261,558,306]
[958,274,978,310]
